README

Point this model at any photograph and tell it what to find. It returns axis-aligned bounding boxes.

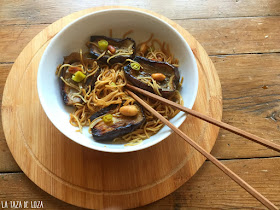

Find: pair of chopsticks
[126,84,279,210]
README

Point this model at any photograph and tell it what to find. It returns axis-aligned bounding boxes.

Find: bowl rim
[37,8,198,153]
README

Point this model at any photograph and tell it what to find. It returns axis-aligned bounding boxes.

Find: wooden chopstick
[126,84,280,152]
[126,89,278,210]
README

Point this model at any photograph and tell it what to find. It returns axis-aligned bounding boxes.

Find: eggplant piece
[90,103,145,141]
[89,104,118,122]
[89,36,136,64]
[123,56,180,98]
[59,52,101,106]
[60,66,82,106]
[63,52,101,87]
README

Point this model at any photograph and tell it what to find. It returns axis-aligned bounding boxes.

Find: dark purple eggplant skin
[59,53,101,106]
[59,67,82,106]
[89,104,118,122]
[123,56,180,98]
[60,83,76,105]
[63,52,100,89]
[60,53,81,105]
[89,36,136,64]
[86,67,101,88]
[90,103,145,141]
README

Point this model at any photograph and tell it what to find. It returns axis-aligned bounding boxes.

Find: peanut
[151,73,166,82]
[120,105,139,117]
[156,56,163,62]
[68,66,83,74]
[108,45,116,54]
[151,57,163,62]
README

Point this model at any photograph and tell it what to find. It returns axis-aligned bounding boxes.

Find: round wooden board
[2,6,222,210]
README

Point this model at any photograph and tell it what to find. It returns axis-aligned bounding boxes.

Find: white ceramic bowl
[37,8,198,153]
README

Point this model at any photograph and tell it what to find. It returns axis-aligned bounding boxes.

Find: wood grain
[1,6,222,209]
[142,157,280,209]
[127,84,280,152]
[1,158,279,209]
[211,53,280,159]
[1,17,280,62]
[1,52,279,173]
[0,64,20,172]
[1,52,280,172]
[177,16,280,55]
[1,1,280,209]
[0,25,47,62]
[1,0,280,25]
[0,173,80,209]
[127,90,277,209]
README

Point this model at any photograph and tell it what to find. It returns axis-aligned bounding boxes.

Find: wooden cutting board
[1,6,222,209]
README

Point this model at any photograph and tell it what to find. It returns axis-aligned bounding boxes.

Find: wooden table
[1,1,279,209]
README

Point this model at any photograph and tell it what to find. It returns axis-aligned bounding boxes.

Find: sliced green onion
[102,114,113,124]
[98,40,108,51]
[131,62,141,70]
[110,82,117,86]
[72,71,86,82]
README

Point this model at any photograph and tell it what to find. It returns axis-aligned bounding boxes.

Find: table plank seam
[209,52,280,57]
[1,14,280,26]
[0,23,50,27]
[0,62,14,65]
[1,52,280,65]
[210,52,280,58]
[207,156,280,162]
[0,171,23,175]
[172,14,280,21]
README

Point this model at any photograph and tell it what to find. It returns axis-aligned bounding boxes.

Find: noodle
[107,51,133,64]
[122,29,134,38]
[136,76,161,96]
[57,33,183,143]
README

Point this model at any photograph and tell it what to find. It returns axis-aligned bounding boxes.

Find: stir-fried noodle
[56,32,183,145]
